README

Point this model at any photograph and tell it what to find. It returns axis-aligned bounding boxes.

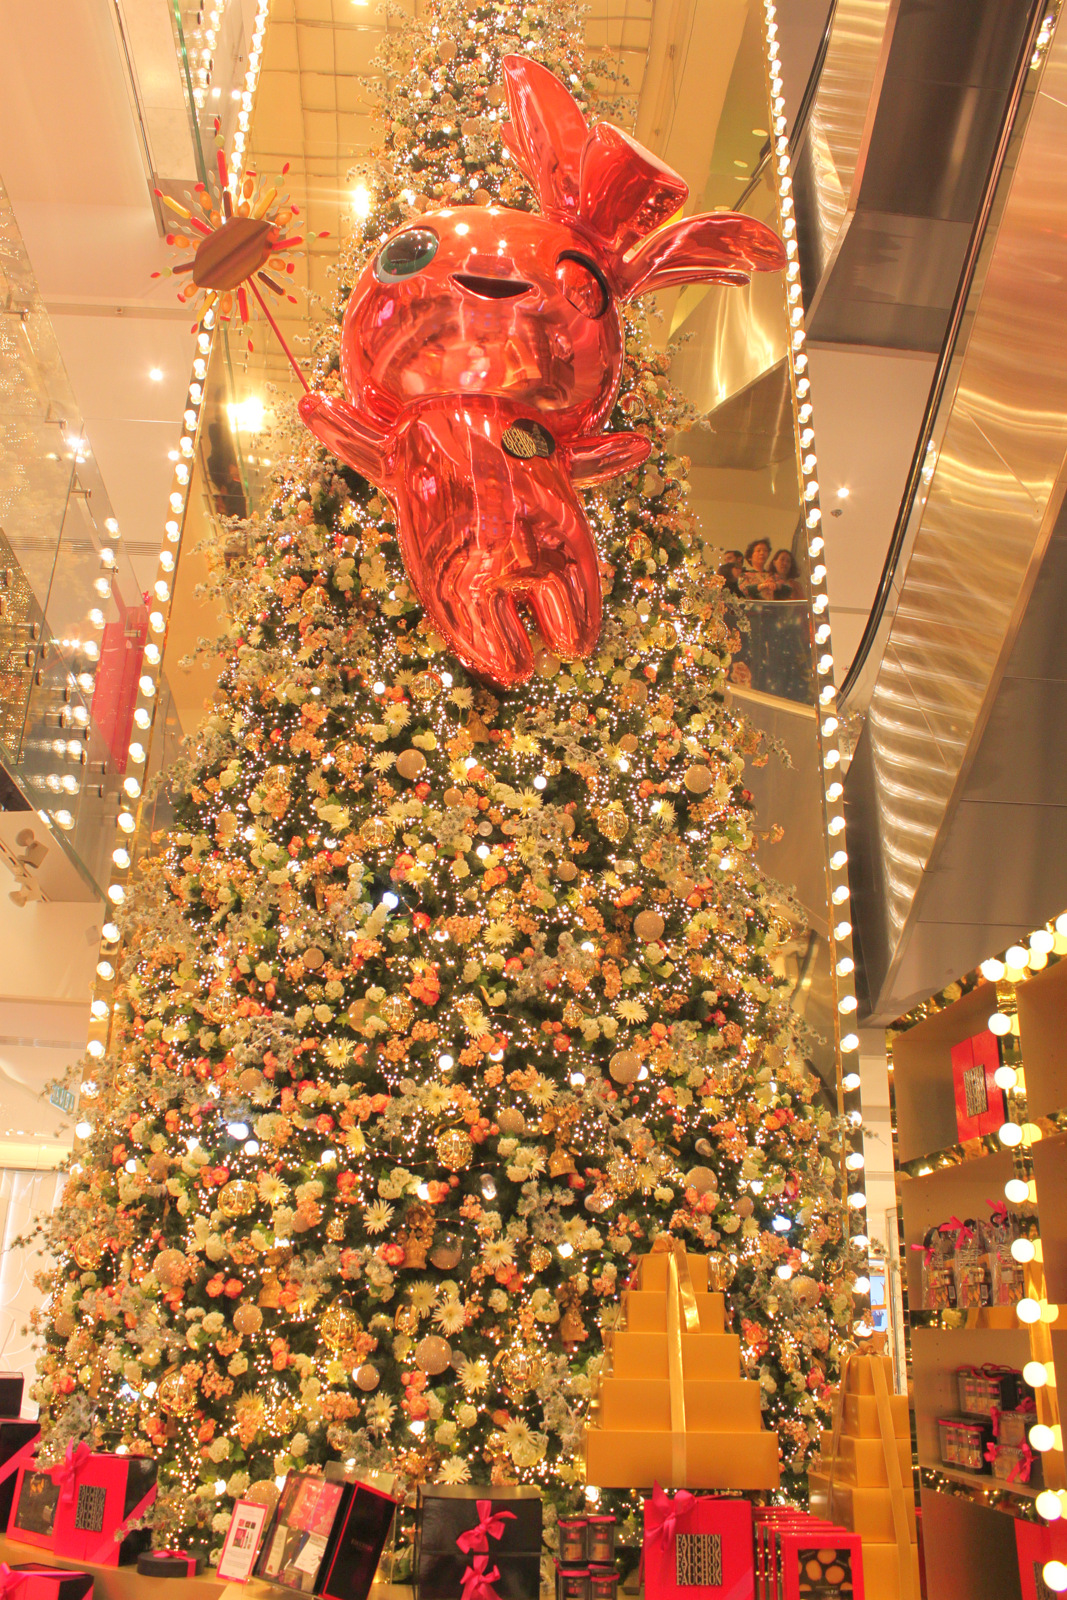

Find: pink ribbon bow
[46,1441,92,1508]
[459,1556,502,1600]
[1010,1444,1034,1484]
[456,1502,517,1555]
[941,1216,975,1246]
[647,1481,696,1547]
[910,1243,934,1266]
[986,1199,1009,1227]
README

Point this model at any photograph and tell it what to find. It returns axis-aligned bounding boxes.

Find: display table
[0,1535,413,1600]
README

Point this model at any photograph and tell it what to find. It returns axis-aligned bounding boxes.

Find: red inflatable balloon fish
[299,56,785,687]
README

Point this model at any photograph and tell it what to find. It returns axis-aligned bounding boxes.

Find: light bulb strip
[72,0,272,1151]
[761,0,869,1333]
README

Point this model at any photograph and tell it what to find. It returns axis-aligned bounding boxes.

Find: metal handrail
[838,0,1052,704]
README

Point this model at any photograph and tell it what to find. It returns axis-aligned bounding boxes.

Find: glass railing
[724,596,815,707]
[0,174,181,896]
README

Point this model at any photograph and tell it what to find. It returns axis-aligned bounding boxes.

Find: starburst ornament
[152,122,325,364]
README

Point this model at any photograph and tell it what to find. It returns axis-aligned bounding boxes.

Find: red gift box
[754,1515,838,1600]
[0,1422,40,1530]
[10,1447,156,1567]
[643,1484,754,1600]
[951,1030,1005,1142]
[1016,1519,1067,1600]
[0,1565,92,1600]
[775,1528,864,1600]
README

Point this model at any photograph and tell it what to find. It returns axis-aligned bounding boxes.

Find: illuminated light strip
[980,920,1067,1513]
[761,1,869,1334]
[72,0,272,1159]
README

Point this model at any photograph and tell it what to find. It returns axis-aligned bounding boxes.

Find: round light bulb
[999,1122,1023,1147]
[1043,1562,1067,1592]
[1005,1178,1029,1203]
[1024,1361,1049,1388]
[980,958,1005,981]
[994,1065,1017,1090]
[1036,1490,1062,1520]
[1011,1238,1036,1263]
[988,1012,1011,1036]
[1031,1423,1056,1451]
[1017,1298,1042,1324]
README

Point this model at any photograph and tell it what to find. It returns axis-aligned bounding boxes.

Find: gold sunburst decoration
[151,119,325,371]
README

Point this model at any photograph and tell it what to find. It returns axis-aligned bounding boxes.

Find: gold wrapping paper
[871,1355,917,1600]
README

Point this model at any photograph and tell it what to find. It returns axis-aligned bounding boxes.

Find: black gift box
[0,1373,25,1418]
[0,1419,40,1527]
[415,1486,542,1600]
[255,1471,397,1600]
[136,1552,206,1577]
[3,1565,93,1600]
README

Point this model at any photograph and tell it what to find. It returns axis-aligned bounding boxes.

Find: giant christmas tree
[32,0,850,1558]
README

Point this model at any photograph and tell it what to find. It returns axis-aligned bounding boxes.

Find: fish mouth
[452,273,532,300]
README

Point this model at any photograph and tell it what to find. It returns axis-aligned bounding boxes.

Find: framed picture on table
[217,1498,270,1583]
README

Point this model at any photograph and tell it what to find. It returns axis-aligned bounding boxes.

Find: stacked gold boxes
[808,1354,921,1600]
[583,1247,779,1489]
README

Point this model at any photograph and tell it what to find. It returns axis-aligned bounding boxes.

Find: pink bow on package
[459,1555,503,1600]
[44,1444,91,1508]
[645,1482,696,1547]
[456,1501,517,1556]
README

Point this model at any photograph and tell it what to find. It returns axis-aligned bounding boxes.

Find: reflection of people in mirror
[717,549,744,596]
[769,548,802,598]
[741,538,775,597]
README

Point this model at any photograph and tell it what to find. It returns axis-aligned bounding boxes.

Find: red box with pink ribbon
[414,1485,542,1600]
[644,1484,755,1600]
[7,1445,156,1567]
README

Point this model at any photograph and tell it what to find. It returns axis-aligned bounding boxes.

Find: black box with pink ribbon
[414,1486,542,1600]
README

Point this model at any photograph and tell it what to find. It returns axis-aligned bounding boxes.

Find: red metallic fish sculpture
[298,55,785,687]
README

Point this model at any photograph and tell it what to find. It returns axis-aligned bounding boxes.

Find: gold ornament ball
[429,1233,462,1270]
[72,1235,103,1270]
[146,1154,170,1183]
[443,787,465,808]
[415,1336,452,1375]
[218,1180,257,1218]
[381,993,414,1032]
[355,1363,380,1392]
[597,812,628,844]
[396,748,427,780]
[557,861,578,882]
[158,1368,197,1416]
[537,653,561,678]
[245,1480,280,1515]
[326,1217,346,1242]
[239,1067,265,1093]
[684,1166,717,1196]
[528,1244,552,1272]
[435,1129,473,1171]
[609,1051,641,1085]
[497,1108,525,1136]
[685,764,713,795]
[707,1257,737,1291]
[634,910,666,943]
[610,1157,639,1198]
[499,1346,544,1395]
[233,1303,263,1336]
[619,733,639,754]
[321,1302,362,1353]
[360,816,394,848]
[154,1248,187,1288]
[304,946,325,970]
[791,1275,821,1310]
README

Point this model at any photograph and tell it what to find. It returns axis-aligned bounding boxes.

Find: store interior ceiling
[0,0,956,1159]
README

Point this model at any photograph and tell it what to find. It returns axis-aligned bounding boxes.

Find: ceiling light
[836,487,850,499]
[149,368,163,382]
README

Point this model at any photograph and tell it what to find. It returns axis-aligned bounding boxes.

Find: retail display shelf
[890,939,1067,1599]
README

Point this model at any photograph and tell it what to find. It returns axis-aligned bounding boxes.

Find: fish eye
[556,252,609,318]
[375,228,439,283]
